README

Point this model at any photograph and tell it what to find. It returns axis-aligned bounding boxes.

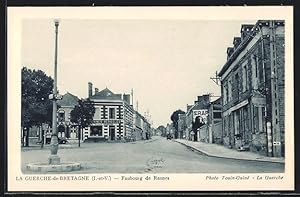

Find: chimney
[95,88,99,94]
[233,37,241,50]
[88,82,93,98]
[240,24,254,41]
[227,47,234,60]
[123,94,130,104]
[197,94,210,108]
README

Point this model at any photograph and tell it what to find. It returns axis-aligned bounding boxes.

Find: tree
[21,67,53,146]
[70,99,95,147]
[157,125,166,137]
[170,109,185,139]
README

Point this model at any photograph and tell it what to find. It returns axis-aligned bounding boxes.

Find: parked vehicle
[167,134,172,140]
[58,138,68,144]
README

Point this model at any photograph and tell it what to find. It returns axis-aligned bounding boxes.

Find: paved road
[21,136,284,174]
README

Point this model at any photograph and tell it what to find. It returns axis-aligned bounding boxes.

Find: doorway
[109,126,115,140]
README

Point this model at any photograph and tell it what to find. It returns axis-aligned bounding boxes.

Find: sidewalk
[174,139,285,164]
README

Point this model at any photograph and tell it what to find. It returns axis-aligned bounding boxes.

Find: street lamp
[48,19,62,164]
[26,20,82,172]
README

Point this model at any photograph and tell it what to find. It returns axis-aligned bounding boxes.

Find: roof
[57,92,79,106]
[187,102,208,115]
[90,87,122,100]
[187,104,193,112]
[218,20,285,77]
[210,97,222,105]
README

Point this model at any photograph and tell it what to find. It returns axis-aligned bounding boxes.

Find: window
[234,111,240,135]
[255,56,258,78]
[228,80,232,102]
[223,84,227,104]
[242,65,247,92]
[94,107,101,120]
[235,73,240,99]
[90,126,103,136]
[251,55,258,89]
[58,112,65,122]
[213,112,222,119]
[109,108,115,119]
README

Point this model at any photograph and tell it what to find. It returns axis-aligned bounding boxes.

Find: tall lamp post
[48,19,62,164]
[27,20,82,172]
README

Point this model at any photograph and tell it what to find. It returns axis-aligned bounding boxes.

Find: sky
[21,19,256,128]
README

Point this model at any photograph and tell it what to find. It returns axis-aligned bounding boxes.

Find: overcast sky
[21,19,256,127]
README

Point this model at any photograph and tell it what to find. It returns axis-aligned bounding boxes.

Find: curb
[173,140,285,164]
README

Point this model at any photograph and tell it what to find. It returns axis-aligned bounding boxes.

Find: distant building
[198,97,222,144]
[56,92,80,142]
[178,113,186,139]
[186,94,210,141]
[218,20,285,157]
[134,110,151,140]
[134,111,144,140]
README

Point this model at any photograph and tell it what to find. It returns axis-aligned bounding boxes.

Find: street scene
[22,136,283,174]
[21,19,285,173]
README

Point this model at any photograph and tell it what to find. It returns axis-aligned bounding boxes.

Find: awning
[223,99,249,116]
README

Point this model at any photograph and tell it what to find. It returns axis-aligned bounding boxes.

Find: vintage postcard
[7,6,294,191]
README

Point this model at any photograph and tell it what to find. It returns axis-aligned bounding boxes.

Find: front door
[109,126,115,140]
[58,125,65,139]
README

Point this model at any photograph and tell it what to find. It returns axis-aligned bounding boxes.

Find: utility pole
[210,71,221,86]
[269,20,281,157]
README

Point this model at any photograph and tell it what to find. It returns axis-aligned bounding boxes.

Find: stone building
[185,94,210,141]
[133,110,151,140]
[134,111,144,140]
[85,82,134,142]
[198,97,222,144]
[36,82,152,143]
[218,20,285,157]
[142,116,151,140]
[123,94,135,140]
[56,92,80,142]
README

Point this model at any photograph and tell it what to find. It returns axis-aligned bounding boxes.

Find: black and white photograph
[7,6,294,191]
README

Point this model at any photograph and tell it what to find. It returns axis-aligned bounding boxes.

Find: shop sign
[193,109,208,124]
[92,119,121,124]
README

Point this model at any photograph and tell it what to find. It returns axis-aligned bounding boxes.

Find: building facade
[134,111,144,140]
[123,94,135,140]
[85,83,134,142]
[56,92,81,142]
[218,20,285,157]
[186,95,210,141]
[51,83,151,143]
[134,111,151,140]
[198,97,222,144]
[178,113,187,139]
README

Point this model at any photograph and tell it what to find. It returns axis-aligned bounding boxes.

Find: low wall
[250,133,267,156]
